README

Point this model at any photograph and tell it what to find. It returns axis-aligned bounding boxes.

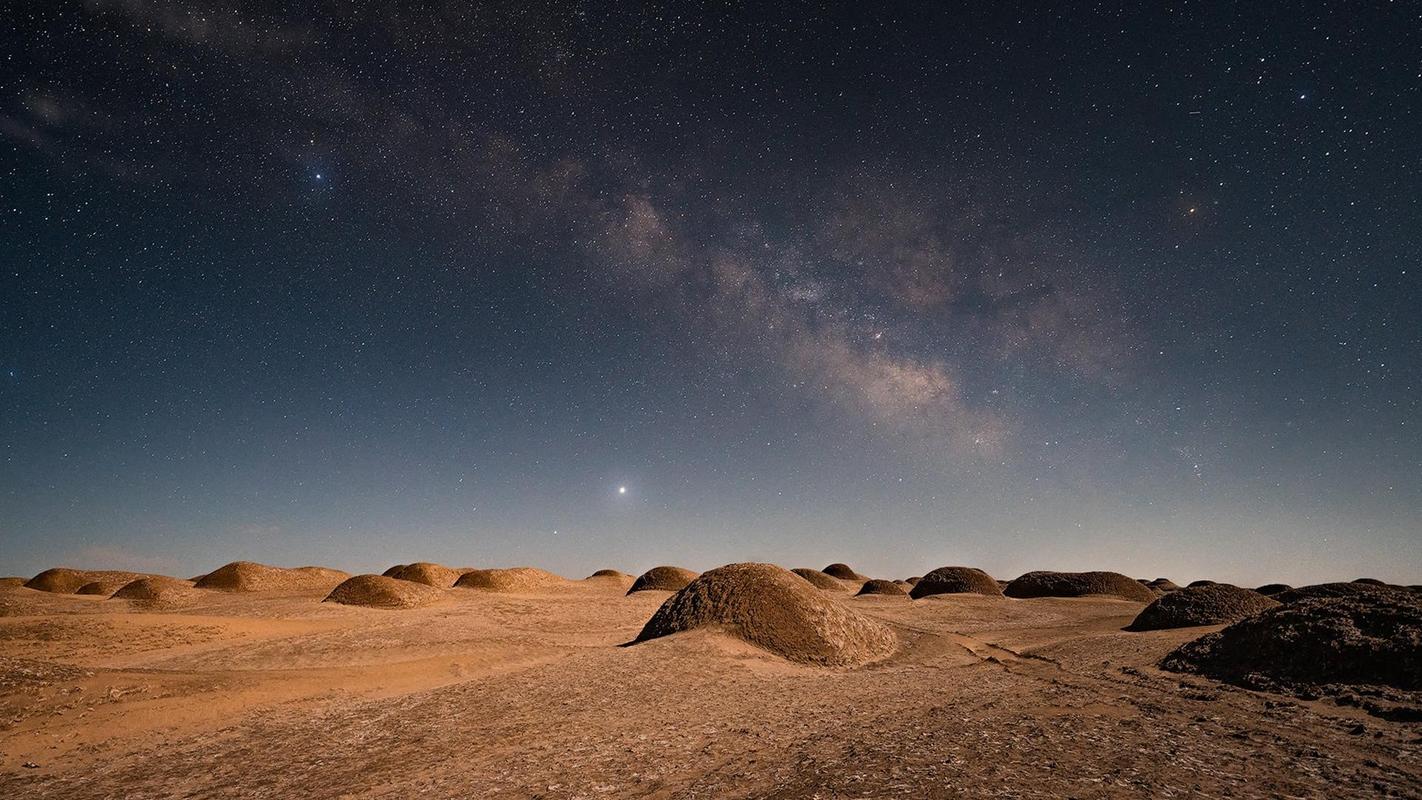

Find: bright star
[618,486,627,494]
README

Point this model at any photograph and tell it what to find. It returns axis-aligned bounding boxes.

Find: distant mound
[855,579,908,597]
[193,561,349,593]
[822,563,868,581]
[1128,585,1280,631]
[1186,580,1219,588]
[1352,577,1386,586]
[905,576,921,586]
[0,577,25,588]
[1147,578,1180,592]
[1275,582,1409,604]
[455,567,565,593]
[324,574,444,609]
[25,568,145,594]
[1162,594,1422,696]
[1004,571,1155,602]
[909,566,1003,599]
[385,562,461,588]
[380,564,407,577]
[110,576,200,605]
[791,568,848,592]
[1254,583,1292,596]
[587,569,632,580]
[627,566,700,594]
[634,563,897,666]
[77,576,143,596]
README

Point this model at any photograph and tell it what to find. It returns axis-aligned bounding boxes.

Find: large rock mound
[110,576,201,606]
[634,563,897,666]
[1128,585,1280,631]
[0,577,25,588]
[587,569,632,580]
[1148,578,1180,592]
[385,562,462,588]
[791,568,848,592]
[1254,583,1292,596]
[193,561,349,592]
[77,576,146,596]
[627,566,700,594]
[1275,582,1409,604]
[324,574,445,609]
[1161,594,1422,696]
[455,567,565,593]
[25,568,146,594]
[822,563,868,581]
[909,566,1002,599]
[855,579,908,597]
[1004,571,1155,602]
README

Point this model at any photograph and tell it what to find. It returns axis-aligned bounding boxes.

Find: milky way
[2,2,1418,584]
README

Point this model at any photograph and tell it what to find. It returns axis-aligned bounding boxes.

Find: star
[618,486,627,495]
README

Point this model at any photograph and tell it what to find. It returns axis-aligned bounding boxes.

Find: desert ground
[1,563,1419,799]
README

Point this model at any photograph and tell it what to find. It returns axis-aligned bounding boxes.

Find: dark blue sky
[2,1,1418,584]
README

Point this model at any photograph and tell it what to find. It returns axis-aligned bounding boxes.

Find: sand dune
[855,578,908,597]
[25,569,148,594]
[790,567,847,591]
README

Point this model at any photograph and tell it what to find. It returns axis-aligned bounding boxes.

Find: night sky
[3,2,1419,585]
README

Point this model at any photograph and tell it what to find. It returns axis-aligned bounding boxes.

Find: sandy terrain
[1,573,1419,798]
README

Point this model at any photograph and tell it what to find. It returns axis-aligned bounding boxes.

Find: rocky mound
[1161,593,1422,696]
[455,567,565,593]
[0,577,25,588]
[1128,585,1280,631]
[25,569,146,594]
[1275,582,1409,604]
[193,561,349,592]
[634,563,897,666]
[822,563,868,581]
[1353,577,1387,586]
[385,562,462,588]
[909,566,1003,599]
[1254,583,1292,596]
[110,576,201,605]
[791,568,848,592]
[1148,578,1180,592]
[905,576,921,585]
[380,564,407,577]
[626,566,700,594]
[77,576,146,595]
[1004,571,1155,602]
[587,569,632,580]
[1186,579,1220,588]
[855,579,908,597]
[324,574,445,609]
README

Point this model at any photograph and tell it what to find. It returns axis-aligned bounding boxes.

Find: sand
[0,562,1417,798]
